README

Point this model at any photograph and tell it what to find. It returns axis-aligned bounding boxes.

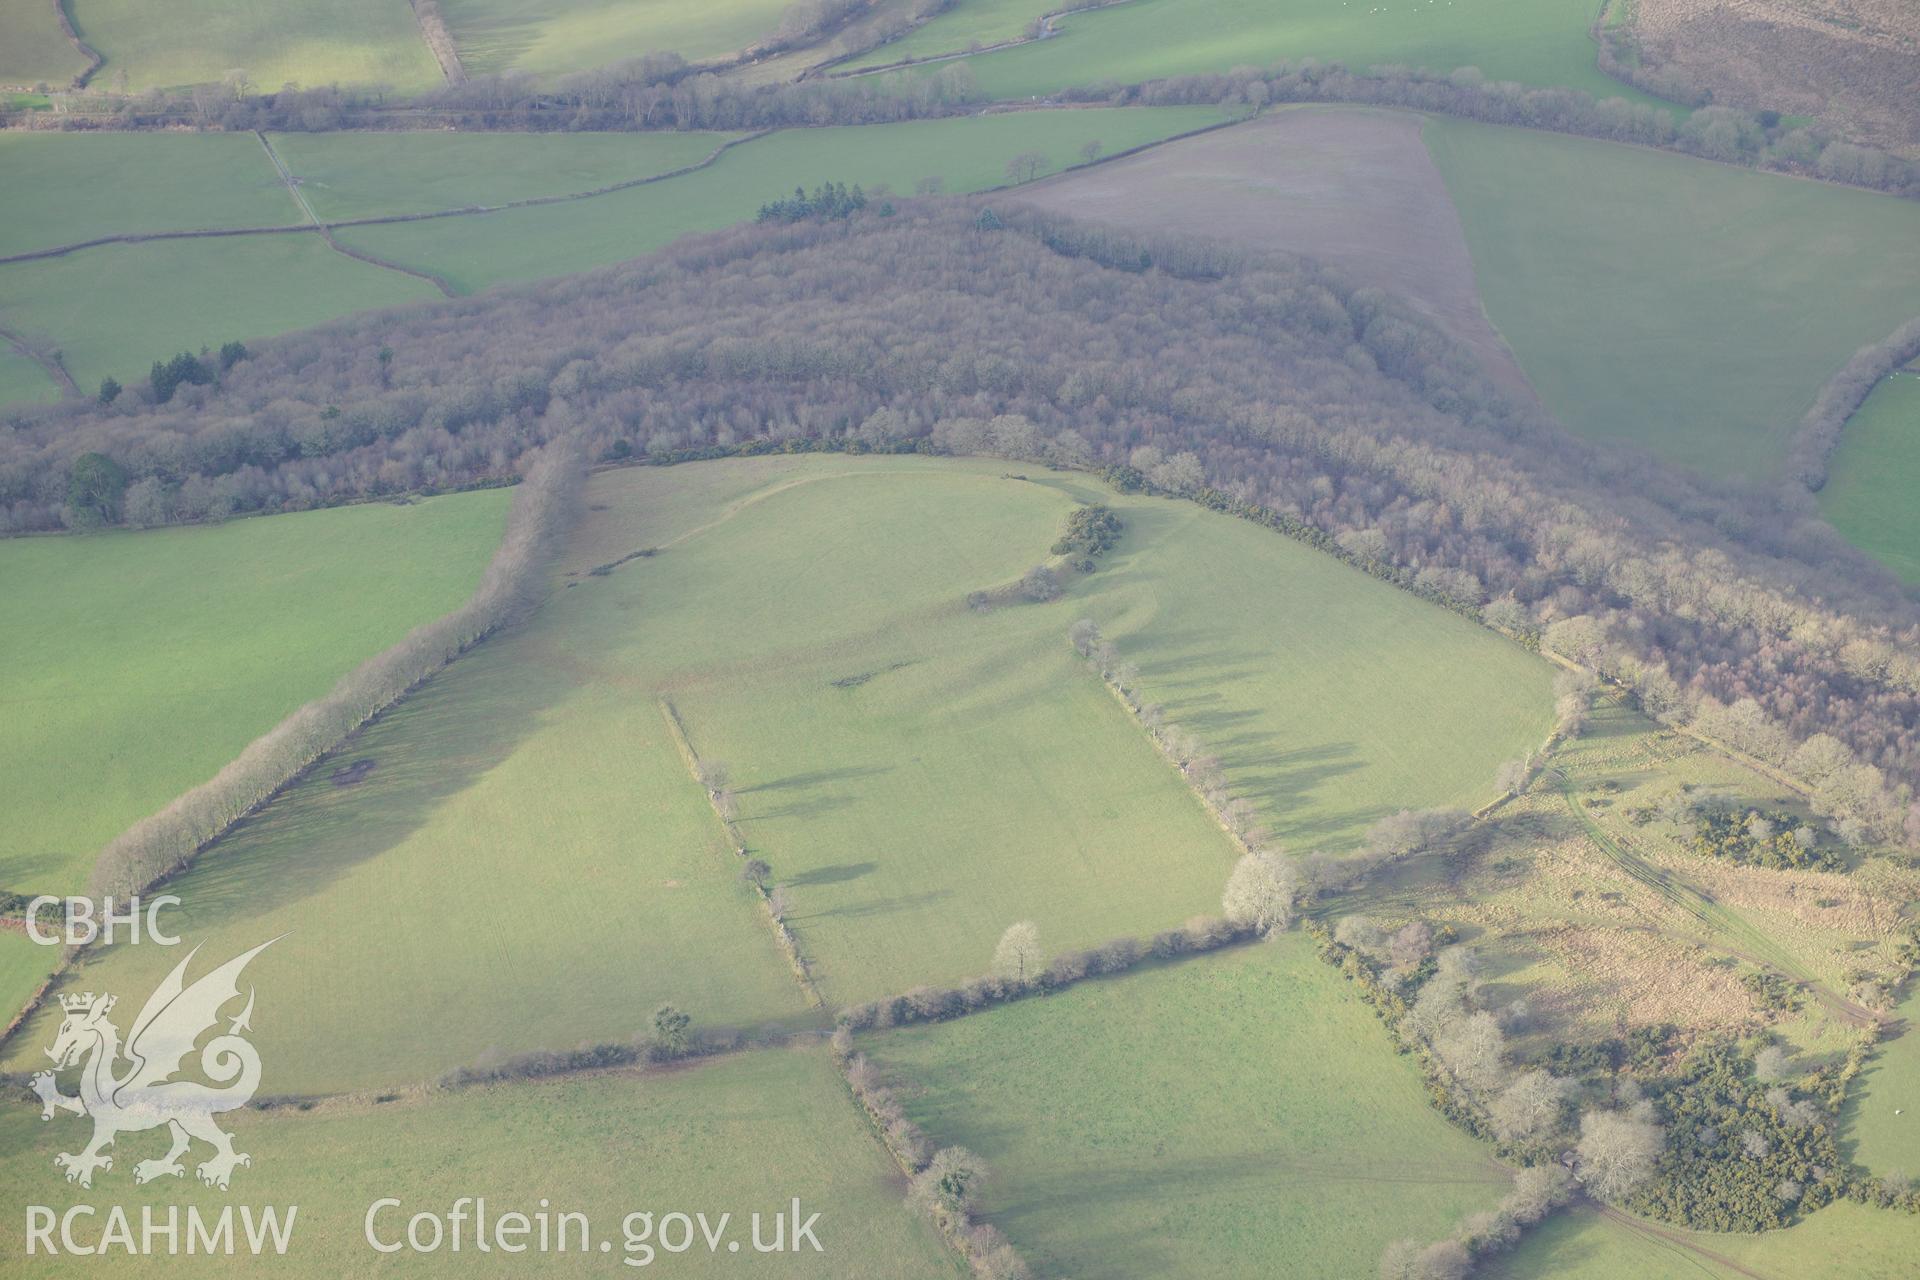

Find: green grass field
[334,107,1228,292]
[1426,118,1920,482]
[0,931,55,1031]
[0,132,296,258]
[842,0,1053,67]
[865,934,1512,1277]
[1843,985,1920,1180]
[641,463,1247,1005]
[0,233,439,396]
[2,453,1549,1087]
[0,109,1221,402]
[439,0,791,79]
[0,343,60,405]
[67,0,440,92]
[1819,373,1920,583]
[0,491,509,897]
[0,0,87,87]
[1486,1202,1920,1280]
[0,603,817,1093]
[268,130,738,222]
[0,1046,956,1277]
[1069,484,1554,848]
[897,0,1648,104]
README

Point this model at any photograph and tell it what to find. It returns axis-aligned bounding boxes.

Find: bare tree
[1004,151,1049,183]
[993,921,1043,983]
[1490,1069,1575,1142]
[1221,851,1295,936]
[1575,1107,1665,1201]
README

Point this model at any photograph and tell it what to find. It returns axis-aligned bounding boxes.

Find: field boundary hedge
[0,130,773,267]
[1784,316,1920,493]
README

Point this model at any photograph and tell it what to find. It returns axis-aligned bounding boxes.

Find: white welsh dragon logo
[29,939,277,1190]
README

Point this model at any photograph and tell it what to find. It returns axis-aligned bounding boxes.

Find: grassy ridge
[1819,374,1920,583]
[440,0,791,79]
[1072,486,1553,847]
[0,132,297,258]
[867,934,1511,1277]
[334,107,1229,292]
[0,491,510,896]
[268,130,739,222]
[0,1047,955,1276]
[1426,117,1920,482]
[900,0,1646,104]
[649,466,1245,1005]
[69,0,439,92]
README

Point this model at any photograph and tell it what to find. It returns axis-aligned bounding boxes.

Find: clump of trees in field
[1686,803,1839,872]
[756,180,870,224]
[86,441,582,898]
[10,204,1920,843]
[1050,503,1121,571]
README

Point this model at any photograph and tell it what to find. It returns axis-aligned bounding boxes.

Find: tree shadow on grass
[737,794,859,823]
[737,765,893,794]
[785,861,876,887]
[794,888,954,923]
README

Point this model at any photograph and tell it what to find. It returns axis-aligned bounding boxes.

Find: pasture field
[1069,480,1554,847]
[1485,1201,1920,1280]
[0,608,816,1093]
[0,931,54,1030]
[267,129,739,222]
[1819,373,1920,583]
[1843,986,1920,1180]
[0,1046,956,1277]
[334,107,1228,291]
[3,452,1552,1084]
[0,490,510,897]
[0,1,86,88]
[0,132,295,259]
[439,0,791,79]
[0,344,60,405]
[1426,117,1920,481]
[645,465,1247,1005]
[907,0,1651,104]
[841,0,1052,68]
[864,934,1513,1278]
[0,234,440,395]
[64,0,440,92]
